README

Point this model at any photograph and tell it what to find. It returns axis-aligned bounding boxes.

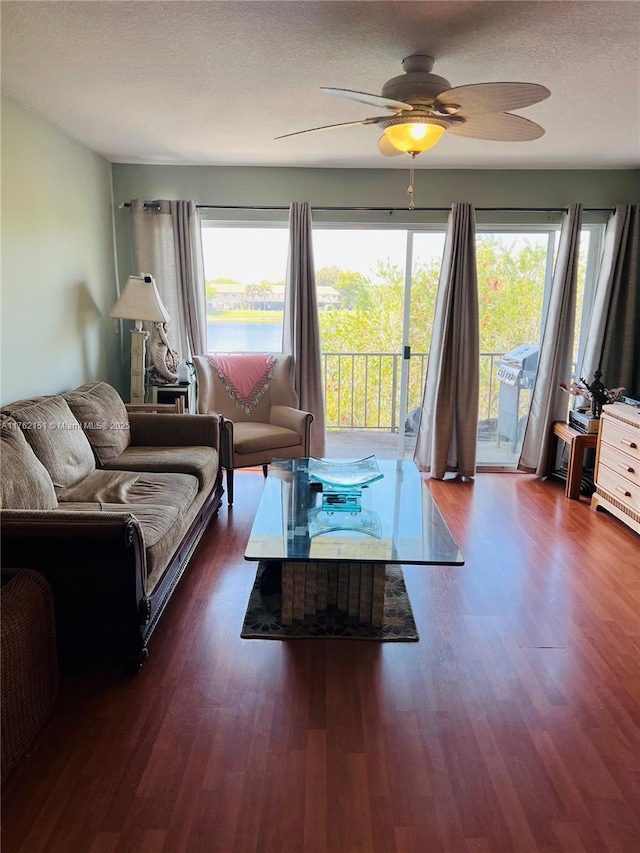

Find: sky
[201,227,447,285]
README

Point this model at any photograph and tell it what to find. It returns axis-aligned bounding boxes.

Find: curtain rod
[119,202,616,213]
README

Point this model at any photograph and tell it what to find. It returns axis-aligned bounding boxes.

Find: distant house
[208,282,341,311]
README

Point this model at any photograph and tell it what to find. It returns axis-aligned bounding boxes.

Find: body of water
[207,321,283,352]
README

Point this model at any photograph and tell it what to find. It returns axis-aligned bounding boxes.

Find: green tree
[315,266,370,309]
[206,276,238,308]
[476,236,547,351]
[318,237,556,429]
[245,283,260,309]
[257,281,275,310]
[315,266,342,289]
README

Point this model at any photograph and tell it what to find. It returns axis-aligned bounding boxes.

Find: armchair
[193,354,313,504]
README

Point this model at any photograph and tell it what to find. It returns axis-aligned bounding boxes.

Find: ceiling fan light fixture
[384,122,445,154]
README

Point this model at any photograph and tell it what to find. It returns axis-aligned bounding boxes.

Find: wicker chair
[1,569,59,783]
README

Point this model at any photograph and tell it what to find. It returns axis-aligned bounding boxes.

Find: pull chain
[407,155,416,210]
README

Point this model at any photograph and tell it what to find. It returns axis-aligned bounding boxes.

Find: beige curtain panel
[414,202,479,479]
[518,203,583,474]
[283,202,326,457]
[173,201,208,357]
[578,204,639,392]
[131,200,207,359]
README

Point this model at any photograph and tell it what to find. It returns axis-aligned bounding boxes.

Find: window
[201,224,288,353]
[201,217,605,465]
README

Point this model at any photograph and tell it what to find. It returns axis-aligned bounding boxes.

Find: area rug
[241,564,419,641]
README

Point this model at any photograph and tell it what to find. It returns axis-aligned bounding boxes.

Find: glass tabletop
[245,458,464,566]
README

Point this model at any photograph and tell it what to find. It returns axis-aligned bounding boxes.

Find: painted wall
[1,95,120,405]
[2,106,637,407]
[111,163,640,284]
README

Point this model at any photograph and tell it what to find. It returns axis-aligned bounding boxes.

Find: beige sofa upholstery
[193,354,313,504]
[0,382,223,670]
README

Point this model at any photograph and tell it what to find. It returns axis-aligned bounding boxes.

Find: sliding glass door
[474,230,553,465]
[201,220,603,467]
[399,231,446,459]
[312,229,407,457]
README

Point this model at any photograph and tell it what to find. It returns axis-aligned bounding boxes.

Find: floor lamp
[109,274,171,404]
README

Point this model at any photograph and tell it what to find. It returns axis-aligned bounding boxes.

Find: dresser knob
[615,486,632,498]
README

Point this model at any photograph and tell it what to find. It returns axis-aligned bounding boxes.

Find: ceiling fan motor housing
[381,54,452,105]
[379,114,450,132]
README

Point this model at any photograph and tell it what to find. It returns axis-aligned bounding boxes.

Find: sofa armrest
[0,509,145,597]
[1,509,148,664]
[0,510,144,569]
[127,412,220,450]
[270,405,313,436]
[1,507,139,532]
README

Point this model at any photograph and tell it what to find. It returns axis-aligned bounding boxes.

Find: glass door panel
[400,231,446,459]
[313,229,407,458]
[475,232,551,466]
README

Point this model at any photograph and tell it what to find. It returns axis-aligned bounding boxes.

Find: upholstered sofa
[0,381,224,670]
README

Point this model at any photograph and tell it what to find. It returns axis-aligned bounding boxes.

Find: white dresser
[591,402,640,534]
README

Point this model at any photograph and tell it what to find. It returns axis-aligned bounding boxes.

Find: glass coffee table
[245,458,464,627]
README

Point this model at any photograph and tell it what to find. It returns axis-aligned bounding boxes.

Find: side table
[148,380,196,413]
[549,421,598,500]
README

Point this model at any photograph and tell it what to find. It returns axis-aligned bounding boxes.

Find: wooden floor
[2,472,640,853]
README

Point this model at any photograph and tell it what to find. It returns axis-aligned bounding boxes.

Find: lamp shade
[384,122,445,155]
[109,274,170,323]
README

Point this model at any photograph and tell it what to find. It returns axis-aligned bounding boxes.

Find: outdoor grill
[496,344,539,448]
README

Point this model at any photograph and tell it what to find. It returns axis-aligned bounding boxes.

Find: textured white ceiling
[2,1,639,169]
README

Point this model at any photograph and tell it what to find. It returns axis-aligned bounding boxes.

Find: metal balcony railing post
[364,355,369,428]
[389,354,397,432]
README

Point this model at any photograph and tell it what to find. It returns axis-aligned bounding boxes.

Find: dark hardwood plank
[2,471,639,853]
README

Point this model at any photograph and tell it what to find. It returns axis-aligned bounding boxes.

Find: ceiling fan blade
[377,136,405,157]
[321,87,411,112]
[275,116,388,140]
[446,112,545,141]
[435,82,550,117]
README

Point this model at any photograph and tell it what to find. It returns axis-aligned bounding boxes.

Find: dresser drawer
[596,464,640,514]
[600,416,640,463]
[597,443,640,490]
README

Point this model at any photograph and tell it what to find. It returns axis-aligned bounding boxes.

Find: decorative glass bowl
[308,456,383,489]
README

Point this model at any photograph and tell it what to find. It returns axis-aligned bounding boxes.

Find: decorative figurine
[560,370,625,418]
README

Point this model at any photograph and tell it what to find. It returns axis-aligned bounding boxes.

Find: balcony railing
[321,351,504,431]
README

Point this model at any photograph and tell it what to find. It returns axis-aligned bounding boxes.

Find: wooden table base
[281,562,386,627]
[549,421,598,500]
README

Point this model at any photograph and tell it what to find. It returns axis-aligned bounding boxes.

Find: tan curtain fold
[173,201,208,357]
[518,203,583,474]
[578,204,639,392]
[283,202,326,456]
[414,203,479,479]
[131,200,207,359]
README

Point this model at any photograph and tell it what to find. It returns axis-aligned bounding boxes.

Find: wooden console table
[549,421,598,500]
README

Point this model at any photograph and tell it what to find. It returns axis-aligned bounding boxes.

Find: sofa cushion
[103,446,218,491]
[0,416,58,510]
[64,382,130,465]
[54,501,182,595]
[57,469,198,514]
[7,397,95,490]
[233,422,301,455]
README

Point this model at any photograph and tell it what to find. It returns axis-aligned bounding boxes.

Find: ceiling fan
[276,55,551,158]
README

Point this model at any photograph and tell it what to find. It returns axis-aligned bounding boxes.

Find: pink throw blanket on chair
[207,354,276,414]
